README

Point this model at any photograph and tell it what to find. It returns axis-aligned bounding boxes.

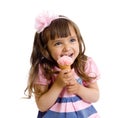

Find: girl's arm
[67,80,99,103]
[78,82,99,102]
[67,57,100,103]
[34,83,63,112]
[34,69,71,112]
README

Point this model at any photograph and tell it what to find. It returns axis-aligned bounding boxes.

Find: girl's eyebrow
[53,39,62,42]
[54,38,62,41]
[69,35,77,38]
[58,35,77,40]
[51,35,77,43]
[49,39,62,45]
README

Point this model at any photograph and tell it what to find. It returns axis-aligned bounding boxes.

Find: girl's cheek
[50,51,60,61]
[51,48,62,61]
[54,53,61,60]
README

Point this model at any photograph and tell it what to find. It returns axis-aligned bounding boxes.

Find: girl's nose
[63,44,71,52]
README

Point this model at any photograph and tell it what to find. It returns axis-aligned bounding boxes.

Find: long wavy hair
[25,17,94,98]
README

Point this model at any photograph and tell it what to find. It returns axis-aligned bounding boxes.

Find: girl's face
[47,25,79,63]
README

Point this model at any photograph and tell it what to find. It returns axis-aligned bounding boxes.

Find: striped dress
[36,57,100,118]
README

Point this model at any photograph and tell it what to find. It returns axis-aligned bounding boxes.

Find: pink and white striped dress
[36,57,100,118]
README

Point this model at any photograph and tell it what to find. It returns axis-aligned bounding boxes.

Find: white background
[0,0,120,117]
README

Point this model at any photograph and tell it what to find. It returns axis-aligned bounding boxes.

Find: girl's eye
[54,42,62,46]
[70,38,76,42]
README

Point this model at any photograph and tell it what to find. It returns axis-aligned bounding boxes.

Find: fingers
[58,69,74,87]
[63,69,72,77]
[63,69,71,74]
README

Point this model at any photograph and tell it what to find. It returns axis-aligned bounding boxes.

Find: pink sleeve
[35,65,51,85]
[84,57,100,84]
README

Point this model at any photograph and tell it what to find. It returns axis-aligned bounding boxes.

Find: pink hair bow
[35,11,58,33]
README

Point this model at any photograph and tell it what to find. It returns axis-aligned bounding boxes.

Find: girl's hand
[66,79,80,95]
[55,69,74,88]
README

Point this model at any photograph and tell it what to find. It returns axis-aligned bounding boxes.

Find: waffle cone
[59,65,71,70]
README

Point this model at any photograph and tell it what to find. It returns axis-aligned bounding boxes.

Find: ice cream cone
[58,65,71,70]
[57,56,73,70]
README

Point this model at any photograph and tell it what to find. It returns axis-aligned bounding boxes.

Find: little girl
[25,12,100,118]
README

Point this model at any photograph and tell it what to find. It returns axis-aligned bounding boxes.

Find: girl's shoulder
[85,56,100,77]
[34,64,51,85]
[86,56,94,63]
[83,56,100,85]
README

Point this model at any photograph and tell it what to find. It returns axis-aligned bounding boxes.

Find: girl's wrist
[53,81,65,90]
[76,83,82,95]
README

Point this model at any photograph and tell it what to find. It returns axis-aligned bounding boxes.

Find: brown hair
[25,17,94,98]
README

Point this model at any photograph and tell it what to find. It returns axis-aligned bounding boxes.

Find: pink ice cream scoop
[57,56,73,69]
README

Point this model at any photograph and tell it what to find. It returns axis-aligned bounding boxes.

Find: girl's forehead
[51,24,76,40]
[47,19,76,40]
